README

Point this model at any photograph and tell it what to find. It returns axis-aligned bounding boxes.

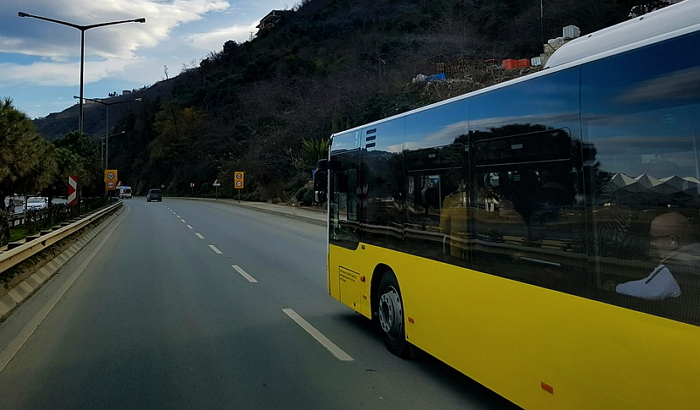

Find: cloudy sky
[0,0,294,119]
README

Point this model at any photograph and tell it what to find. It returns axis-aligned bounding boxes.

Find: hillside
[33,0,637,200]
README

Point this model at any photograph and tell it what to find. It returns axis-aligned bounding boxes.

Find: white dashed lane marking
[282,308,353,362]
[232,265,257,283]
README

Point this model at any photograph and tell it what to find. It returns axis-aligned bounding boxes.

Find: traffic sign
[213,179,221,187]
[68,175,77,206]
[190,182,195,188]
[104,169,118,190]
[234,171,245,189]
[104,170,117,182]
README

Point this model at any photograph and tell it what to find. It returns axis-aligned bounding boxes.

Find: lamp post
[73,96,141,169]
[99,131,126,170]
[18,12,145,136]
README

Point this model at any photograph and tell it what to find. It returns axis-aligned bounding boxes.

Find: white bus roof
[545,0,700,69]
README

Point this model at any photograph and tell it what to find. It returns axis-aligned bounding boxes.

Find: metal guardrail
[0,202,123,274]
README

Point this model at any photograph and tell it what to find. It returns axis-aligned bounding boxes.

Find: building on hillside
[256,10,294,32]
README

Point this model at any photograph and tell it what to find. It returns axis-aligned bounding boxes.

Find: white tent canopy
[607,173,700,197]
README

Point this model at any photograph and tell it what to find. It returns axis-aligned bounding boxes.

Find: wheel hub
[379,287,403,339]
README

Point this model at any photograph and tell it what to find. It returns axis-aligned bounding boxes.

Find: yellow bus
[314,2,700,409]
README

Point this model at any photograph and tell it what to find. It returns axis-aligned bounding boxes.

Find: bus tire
[377,271,410,357]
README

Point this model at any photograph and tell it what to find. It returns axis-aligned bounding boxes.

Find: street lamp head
[18,12,147,139]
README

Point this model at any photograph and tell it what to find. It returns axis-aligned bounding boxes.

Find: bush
[295,186,314,206]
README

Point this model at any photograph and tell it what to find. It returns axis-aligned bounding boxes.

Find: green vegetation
[0,98,109,247]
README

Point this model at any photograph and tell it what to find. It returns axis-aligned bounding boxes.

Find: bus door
[326,131,361,250]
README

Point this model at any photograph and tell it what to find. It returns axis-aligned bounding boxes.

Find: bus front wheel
[377,272,409,357]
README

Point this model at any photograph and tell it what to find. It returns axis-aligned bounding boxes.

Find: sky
[0,0,295,119]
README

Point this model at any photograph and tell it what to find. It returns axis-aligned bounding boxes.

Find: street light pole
[18,12,145,136]
[99,131,126,169]
[73,96,141,169]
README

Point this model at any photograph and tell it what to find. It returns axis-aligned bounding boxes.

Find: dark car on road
[146,189,162,202]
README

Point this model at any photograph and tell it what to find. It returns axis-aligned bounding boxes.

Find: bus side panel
[329,246,373,319]
[348,244,700,410]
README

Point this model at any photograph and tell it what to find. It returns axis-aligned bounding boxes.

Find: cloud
[0,1,236,85]
[184,21,259,51]
[4,0,231,58]
[0,0,290,118]
[617,67,700,103]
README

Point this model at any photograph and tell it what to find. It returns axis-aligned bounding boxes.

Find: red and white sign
[68,175,78,206]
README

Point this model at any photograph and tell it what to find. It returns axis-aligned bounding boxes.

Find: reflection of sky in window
[582,33,700,145]
[584,104,698,145]
[369,119,404,153]
[583,33,700,110]
[592,135,693,155]
[403,100,468,149]
[470,70,579,130]
[469,111,579,131]
[584,72,700,180]
[615,67,700,104]
[593,134,699,179]
[331,130,359,152]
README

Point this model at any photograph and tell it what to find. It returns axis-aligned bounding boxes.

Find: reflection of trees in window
[404,139,468,171]
[582,143,613,206]
[357,146,407,251]
[403,138,468,217]
[470,124,580,244]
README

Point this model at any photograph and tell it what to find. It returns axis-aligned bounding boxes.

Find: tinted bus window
[361,120,405,250]
[468,69,587,293]
[582,31,700,325]
[403,100,469,263]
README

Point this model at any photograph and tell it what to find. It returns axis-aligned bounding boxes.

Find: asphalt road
[0,198,520,410]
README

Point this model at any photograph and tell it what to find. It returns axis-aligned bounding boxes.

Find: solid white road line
[195,233,205,239]
[208,245,223,254]
[232,265,257,283]
[282,308,354,362]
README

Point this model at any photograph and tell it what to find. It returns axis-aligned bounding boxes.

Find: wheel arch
[370,263,395,320]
